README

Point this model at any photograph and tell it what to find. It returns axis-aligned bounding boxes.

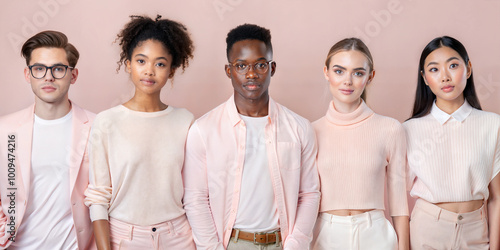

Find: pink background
[1,0,499,121]
[1,0,499,218]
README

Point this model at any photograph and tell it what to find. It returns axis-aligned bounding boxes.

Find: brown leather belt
[231,229,281,245]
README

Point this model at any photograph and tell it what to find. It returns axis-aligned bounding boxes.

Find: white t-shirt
[10,111,77,250]
[234,115,279,232]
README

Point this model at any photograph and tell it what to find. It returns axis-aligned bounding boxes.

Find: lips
[41,85,56,93]
[339,89,354,95]
[442,85,454,93]
[243,82,260,91]
[140,78,155,86]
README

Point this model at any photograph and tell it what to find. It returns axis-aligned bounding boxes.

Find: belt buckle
[253,232,268,245]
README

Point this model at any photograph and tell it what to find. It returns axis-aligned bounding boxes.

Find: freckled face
[126,39,173,96]
[324,50,373,107]
[422,46,470,106]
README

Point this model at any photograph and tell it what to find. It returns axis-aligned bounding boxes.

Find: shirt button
[458,215,463,220]
[152,227,157,232]
[351,218,356,222]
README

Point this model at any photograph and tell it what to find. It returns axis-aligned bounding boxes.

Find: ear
[225,64,231,79]
[270,61,276,77]
[24,67,31,83]
[420,70,429,86]
[323,66,329,81]
[169,68,176,79]
[70,68,79,85]
[466,60,472,79]
[125,59,131,73]
[366,70,376,86]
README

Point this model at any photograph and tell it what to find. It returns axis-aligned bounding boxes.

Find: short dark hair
[116,15,194,74]
[226,24,272,61]
[409,36,481,120]
[21,30,79,67]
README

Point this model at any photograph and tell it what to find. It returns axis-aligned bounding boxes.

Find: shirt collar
[226,95,275,127]
[430,100,473,125]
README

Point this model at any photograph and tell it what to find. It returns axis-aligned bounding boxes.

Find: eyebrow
[426,57,460,67]
[331,65,367,71]
[134,54,169,61]
[235,57,268,63]
[31,63,66,66]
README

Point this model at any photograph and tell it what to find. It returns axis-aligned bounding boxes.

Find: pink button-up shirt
[183,96,320,250]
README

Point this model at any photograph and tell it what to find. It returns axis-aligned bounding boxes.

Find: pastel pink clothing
[109,215,195,250]
[0,103,96,250]
[313,101,408,216]
[404,101,500,203]
[183,96,320,250]
[84,105,194,226]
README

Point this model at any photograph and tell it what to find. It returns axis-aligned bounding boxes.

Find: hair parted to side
[21,30,79,67]
[116,14,194,74]
[325,38,373,101]
[226,23,272,61]
[409,36,481,120]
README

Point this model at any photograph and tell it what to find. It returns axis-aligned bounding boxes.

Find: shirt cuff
[89,204,109,222]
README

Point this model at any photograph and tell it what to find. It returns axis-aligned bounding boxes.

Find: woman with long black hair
[404,36,500,249]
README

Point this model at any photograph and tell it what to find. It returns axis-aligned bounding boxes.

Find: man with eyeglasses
[0,30,95,249]
[184,24,320,250]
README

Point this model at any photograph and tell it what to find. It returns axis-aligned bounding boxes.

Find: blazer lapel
[16,105,35,203]
[68,104,91,196]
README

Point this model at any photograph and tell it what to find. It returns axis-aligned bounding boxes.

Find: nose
[144,63,155,76]
[441,69,451,82]
[245,65,259,79]
[45,68,55,81]
[344,75,353,86]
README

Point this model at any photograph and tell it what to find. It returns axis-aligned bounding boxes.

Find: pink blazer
[0,102,96,249]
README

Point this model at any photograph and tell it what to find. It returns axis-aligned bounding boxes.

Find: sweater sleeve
[493,125,500,181]
[386,122,409,216]
[84,115,112,221]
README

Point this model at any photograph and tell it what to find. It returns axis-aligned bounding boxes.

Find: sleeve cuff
[89,204,109,222]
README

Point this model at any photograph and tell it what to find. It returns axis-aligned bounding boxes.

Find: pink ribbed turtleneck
[313,100,409,216]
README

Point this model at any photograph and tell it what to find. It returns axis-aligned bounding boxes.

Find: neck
[332,98,361,113]
[235,95,269,117]
[435,96,465,115]
[34,98,71,120]
[124,92,167,112]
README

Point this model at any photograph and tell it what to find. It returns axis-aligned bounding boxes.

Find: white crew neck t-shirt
[234,115,279,232]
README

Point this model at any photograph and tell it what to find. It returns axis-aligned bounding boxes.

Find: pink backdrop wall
[1,0,499,218]
[1,0,499,120]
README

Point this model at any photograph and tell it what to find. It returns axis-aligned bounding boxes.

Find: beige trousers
[410,199,489,250]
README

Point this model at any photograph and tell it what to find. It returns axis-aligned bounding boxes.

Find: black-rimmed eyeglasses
[28,64,74,79]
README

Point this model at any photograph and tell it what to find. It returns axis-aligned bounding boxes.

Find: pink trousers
[410,199,489,250]
[109,215,196,250]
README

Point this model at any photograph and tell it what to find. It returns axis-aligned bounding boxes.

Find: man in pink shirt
[183,24,320,250]
[0,31,95,249]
